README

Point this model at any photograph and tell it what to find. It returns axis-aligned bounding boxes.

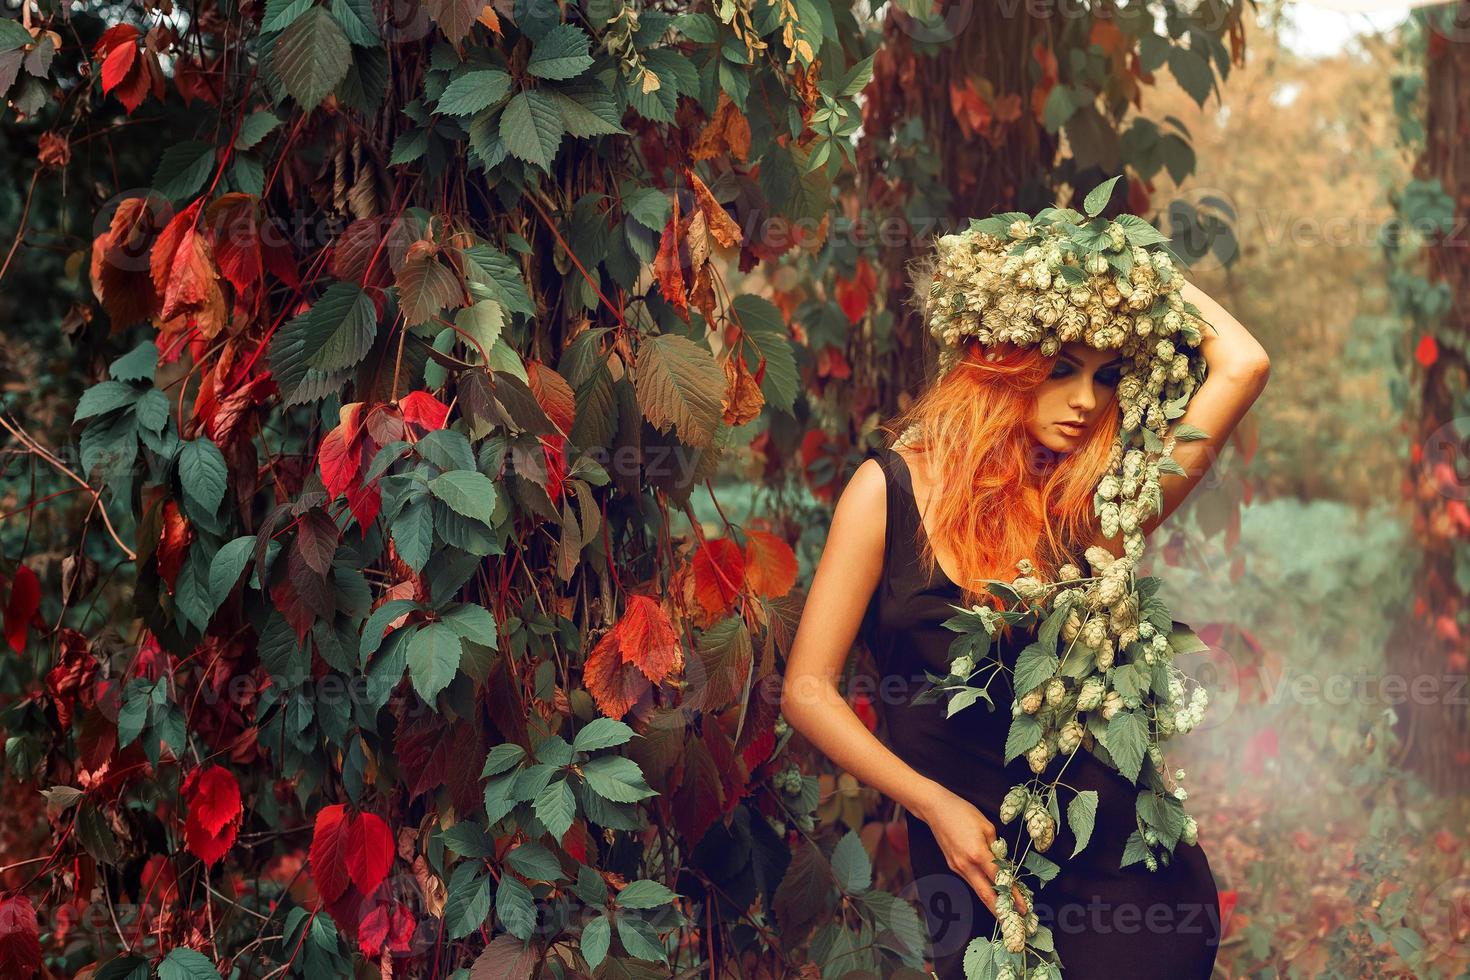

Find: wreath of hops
[908,177,1219,980]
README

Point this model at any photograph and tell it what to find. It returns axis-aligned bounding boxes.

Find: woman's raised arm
[1090,279,1271,556]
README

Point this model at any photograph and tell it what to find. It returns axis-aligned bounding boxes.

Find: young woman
[779,279,1269,978]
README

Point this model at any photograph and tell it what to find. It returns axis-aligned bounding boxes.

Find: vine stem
[0,414,136,560]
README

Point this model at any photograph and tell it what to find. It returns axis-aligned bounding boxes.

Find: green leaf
[622,187,672,233]
[581,914,611,969]
[1103,709,1149,782]
[837,52,874,97]
[75,381,140,422]
[533,778,576,840]
[1012,640,1059,697]
[178,438,228,514]
[428,470,497,523]
[1067,789,1098,857]
[275,7,351,109]
[482,743,526,778]
[93,956,150,980]
[634,333,724,448]
[391,497,433,573]
[1084,175,1122,218]
[441,820,494,857]
[442,602,499,649]
[328,0,379,45]
[152,141,216,201]
[571,717,634,754]
[732,295,798,414]
[1171,421,1210,441]
[616,879,676,909]
[579,755,657,803]
[407,622,461,705]
[830,829,871,894]
[496,874,537,940]
[505,841,563,882]
[546,86,626,138]
[1003,712,1043,764]
[438,69,513,116]
[234,111,282,150]
[261,0,313,32]
[525,23,594,81]
[158,947,223,980]
[1167,47,1214,108]
[110,341,159,382]
[499,90,564,172]
[359,598,422,663]
[444,863,493,939]
[304,281,378,371]
[268,286,356,406]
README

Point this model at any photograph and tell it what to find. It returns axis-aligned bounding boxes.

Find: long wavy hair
[874,336,1120,628]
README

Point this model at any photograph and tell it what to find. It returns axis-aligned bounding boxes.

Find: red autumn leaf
[150,199,229,341]
[398,391,450,432]
[90,196,164,333]
[174,55,224,106]
[157,500,192,592]
[187,765,242,837]
[833,256,877,326]
[318,402,367,499]
[582,631,649,719]
[183,765,242,866]
[526,360,576,436]
[1416,333,1439,368]
[345,811,393,897]
[692,537,745,616]
[94,24,163,114]
[310,803,352,903]
[619,594,682,683]
[358,900,416,958]
[0,894,42,977]
[583,594,684,718]
[743,529,797,599]
[4,565,40,655]
[542,433,568,506]
[654,195,689,322]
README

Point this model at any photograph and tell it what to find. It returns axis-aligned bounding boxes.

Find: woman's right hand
[918,788,1029,920]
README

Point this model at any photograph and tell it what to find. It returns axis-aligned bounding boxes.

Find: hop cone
[1000,785,1029,824]
[1024,799,1055,851]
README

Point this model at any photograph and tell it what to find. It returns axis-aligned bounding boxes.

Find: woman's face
[1026,343,1124,453]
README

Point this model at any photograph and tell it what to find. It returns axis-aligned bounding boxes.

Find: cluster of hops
[915,176,1211,573]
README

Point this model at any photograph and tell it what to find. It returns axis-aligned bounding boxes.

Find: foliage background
[0,0,1467,978]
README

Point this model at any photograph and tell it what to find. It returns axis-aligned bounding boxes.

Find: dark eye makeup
[1049,359,1123,387]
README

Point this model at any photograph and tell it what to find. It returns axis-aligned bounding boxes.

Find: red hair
[875,338,1118,629]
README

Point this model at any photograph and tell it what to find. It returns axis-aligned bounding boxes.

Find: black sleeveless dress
[858,446,1221,979]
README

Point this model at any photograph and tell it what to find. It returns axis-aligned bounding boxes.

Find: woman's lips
[1055,421,1086,435]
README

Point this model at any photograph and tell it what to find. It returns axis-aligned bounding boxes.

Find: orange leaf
[743,529,797,599]
[834,257,877,326]
[583,595,683,718]
[150,200,229,340]
[654,196,689,322]
[692,537,745,617]
[620,594,683,684]
[583,631,650,719]
[686,169,743,248]
[692,91,751,163]
[91,196,163,333]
